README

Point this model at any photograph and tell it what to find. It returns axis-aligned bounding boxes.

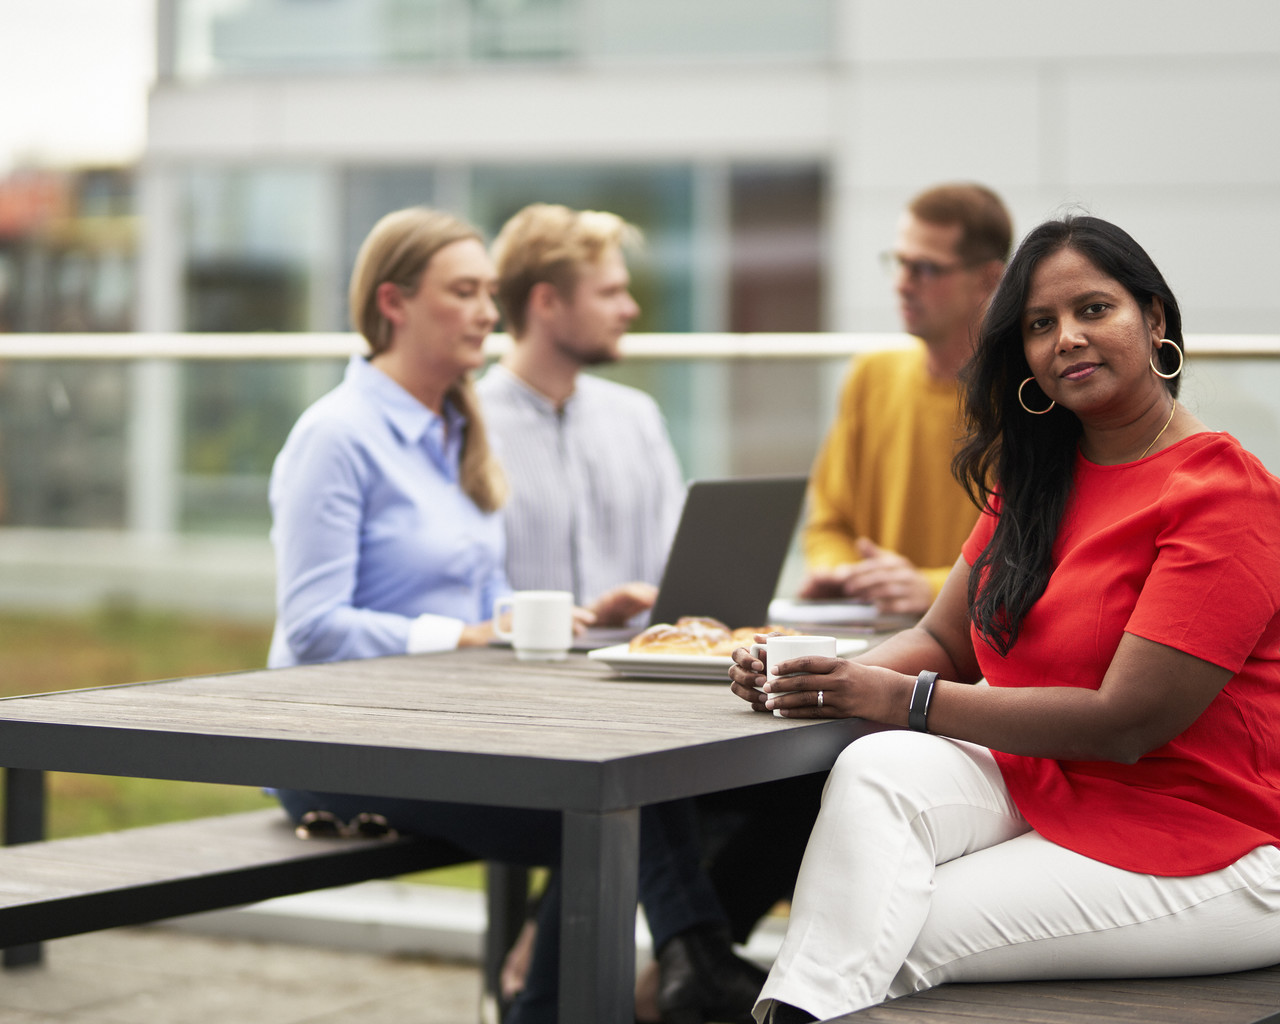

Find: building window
[728,165,825,333]
[167,0,831,78]
[589,0,831,62]
[179,165,333,532]
[340,166,439,299]
[470,162,695,333]
[182,166,327,332]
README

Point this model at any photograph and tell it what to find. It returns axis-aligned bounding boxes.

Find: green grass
[0,606,484,889]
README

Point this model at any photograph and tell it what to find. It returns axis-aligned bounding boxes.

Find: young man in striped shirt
[478,202,686,629]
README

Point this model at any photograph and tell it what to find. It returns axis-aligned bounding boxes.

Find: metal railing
[3,331,1278,361]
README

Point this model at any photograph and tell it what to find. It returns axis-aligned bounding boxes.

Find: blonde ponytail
[449,375,507,513]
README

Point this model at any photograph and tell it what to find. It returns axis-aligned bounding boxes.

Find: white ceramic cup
[493,590,575,661]
[749,634,838,717]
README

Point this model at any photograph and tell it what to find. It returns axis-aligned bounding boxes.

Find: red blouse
[961,433,1280,875]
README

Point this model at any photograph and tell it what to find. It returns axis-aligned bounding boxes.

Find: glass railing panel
[1182,358,1280,474]
[4,338,1279,542]
[179,357,347,533]
[0,359,130,529]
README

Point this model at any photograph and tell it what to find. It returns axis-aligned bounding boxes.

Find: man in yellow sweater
[801,183,1012,614]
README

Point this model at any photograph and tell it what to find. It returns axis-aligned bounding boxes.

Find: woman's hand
[728,641,771,712]
[729,640,913,722]
[459,622,496,647]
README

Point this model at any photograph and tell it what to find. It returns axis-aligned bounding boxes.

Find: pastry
[629,616,730,654]
[628,618,797,656]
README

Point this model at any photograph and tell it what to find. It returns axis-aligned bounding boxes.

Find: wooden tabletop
[0,647,881,813]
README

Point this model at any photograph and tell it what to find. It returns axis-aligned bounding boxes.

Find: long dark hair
[953,216,1183,655]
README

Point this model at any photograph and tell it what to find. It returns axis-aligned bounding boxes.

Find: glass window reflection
[180,166,331,533]
[470,163,694,333]
[167,0,829,78]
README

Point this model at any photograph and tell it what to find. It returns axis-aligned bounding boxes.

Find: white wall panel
[146,2,1280,353]
[148,83,280,158]
[846,0,1280,63]
[846,65,1045,189]
[150,69,837,161]
[1061,62,1280,185]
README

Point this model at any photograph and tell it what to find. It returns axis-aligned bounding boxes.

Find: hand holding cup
[748,634,838,717]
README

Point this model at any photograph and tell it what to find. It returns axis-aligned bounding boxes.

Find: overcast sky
[0,0,155,174]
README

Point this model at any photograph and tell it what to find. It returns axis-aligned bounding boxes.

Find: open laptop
[575,475,808,650]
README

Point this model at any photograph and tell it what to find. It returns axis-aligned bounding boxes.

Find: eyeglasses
[294,810,400,842]
[879,252,969,282]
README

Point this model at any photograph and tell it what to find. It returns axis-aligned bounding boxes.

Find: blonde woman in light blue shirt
[269,207,511,668]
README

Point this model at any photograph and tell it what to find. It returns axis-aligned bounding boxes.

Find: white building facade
[130,0,1280,536]
[143,0,1280,337]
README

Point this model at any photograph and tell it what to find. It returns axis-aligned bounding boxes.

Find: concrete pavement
[0,927,484,1024]
[0,883,785,1023]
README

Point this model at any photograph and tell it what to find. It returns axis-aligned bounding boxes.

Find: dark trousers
[276,788,727,1024]
[696,772,829,944]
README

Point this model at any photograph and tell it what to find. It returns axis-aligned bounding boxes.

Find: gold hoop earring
[1018,376,1055,415]
[1151,338,1184,380]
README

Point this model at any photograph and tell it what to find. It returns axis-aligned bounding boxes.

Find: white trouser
[756,730,1280,1022]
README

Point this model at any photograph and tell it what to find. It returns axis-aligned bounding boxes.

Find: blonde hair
[349,206,507,512]
[491,203,642,337]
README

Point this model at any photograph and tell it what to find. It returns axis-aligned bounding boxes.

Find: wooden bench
[0,807,478,950]
[0,804,527,1018]
[822,968,1280,1023]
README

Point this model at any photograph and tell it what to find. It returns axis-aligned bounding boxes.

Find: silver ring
[817,690,824,707]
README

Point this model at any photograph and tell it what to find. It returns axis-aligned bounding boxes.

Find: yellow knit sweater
[803,345,980,599]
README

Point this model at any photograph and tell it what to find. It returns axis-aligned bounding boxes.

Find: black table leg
[559,807,639,1024]
[3,768,46,968]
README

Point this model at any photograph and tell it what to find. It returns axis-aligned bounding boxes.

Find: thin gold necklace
[1138,401,1178,460]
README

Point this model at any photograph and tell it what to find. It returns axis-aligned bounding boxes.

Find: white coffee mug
[749,634,838,717]
[494,590,574,661]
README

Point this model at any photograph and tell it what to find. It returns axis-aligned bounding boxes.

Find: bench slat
[825,967,1280,1024]
[0,808,472,947]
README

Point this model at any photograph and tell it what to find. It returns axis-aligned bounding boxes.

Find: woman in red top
[730,216,1280,1024]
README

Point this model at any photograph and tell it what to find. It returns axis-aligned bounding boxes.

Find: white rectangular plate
[587,638,869,681]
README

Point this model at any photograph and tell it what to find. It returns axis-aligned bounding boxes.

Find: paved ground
[0,881,786,1023]
[0,927,486,1024]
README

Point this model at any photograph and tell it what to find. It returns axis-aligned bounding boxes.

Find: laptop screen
[573,475,808,649]
[647,475,808,629]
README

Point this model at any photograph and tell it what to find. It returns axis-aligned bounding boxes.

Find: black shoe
[656,924,767,1024]
[764,1001,817,1024]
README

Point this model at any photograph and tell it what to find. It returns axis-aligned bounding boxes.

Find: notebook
[575,475,809,650]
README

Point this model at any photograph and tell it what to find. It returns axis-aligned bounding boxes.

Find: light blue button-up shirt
[268,356,510,668]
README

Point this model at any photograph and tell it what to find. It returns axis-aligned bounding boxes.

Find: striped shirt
[476,363,686,608]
